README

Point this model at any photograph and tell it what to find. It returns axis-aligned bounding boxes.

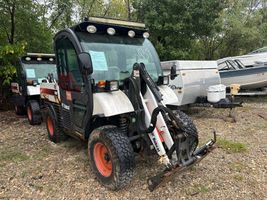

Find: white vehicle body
[11,82,20,94]
[27,85,40,96]
[41,79,179,161]
[161,60,221,105]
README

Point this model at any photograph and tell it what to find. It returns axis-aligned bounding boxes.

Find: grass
[21,170,28,178]
[0,150,30,164]
[186,184,210,196]
[257,122,267,129]
[233,174,244,181]
[229,162,245,172]
[32,146,52,160]
[217,138,247,153]
[198,186,210,193]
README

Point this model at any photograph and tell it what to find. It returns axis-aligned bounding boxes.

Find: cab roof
[71,17,148,38]
[21,53,56,64]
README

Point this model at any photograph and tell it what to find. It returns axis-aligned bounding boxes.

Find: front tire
[45,107,67,143]
[173,110,199,160]
[26,100,42,125]
[88,126,135,190]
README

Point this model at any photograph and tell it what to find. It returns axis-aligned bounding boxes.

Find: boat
[248,46,267,55]
[217,52,267,69]
[218,53,267,89]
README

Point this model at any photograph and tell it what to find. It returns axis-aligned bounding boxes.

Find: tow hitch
[147,131,217,191]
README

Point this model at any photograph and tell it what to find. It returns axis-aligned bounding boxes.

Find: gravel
[0,97,266,199]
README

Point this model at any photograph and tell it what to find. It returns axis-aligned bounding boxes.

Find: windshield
[77,33,162,82]
[22,63,57,84]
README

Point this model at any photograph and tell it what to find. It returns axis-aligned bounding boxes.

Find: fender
[40,82,60,104]
[158,85,179,106]
[93,90,134,117]
[45,102,58,123]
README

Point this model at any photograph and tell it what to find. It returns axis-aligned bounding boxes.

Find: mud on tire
[27,100,42,125]
[173,110,198,137]
[46,107,67,143]
[88,126,135,190]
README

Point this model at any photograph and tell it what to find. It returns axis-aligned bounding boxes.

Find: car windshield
[22,63,57,84]
[77,32,162,82]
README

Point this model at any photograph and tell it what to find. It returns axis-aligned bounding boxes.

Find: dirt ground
[0,97,266,199]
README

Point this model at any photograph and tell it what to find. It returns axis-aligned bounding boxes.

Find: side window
[56,38,83,91]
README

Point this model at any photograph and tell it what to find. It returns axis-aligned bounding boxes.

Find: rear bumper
[147,132,216,191]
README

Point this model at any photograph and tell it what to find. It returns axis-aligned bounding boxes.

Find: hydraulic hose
[127,76,197,139]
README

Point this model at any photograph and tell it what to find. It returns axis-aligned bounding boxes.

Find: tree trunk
[9,2,16,44]
[126,0,131,20]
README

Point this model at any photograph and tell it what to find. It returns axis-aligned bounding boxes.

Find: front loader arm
[128,63,216,191]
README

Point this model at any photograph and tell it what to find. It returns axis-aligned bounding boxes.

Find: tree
[132,0,226,60]
[214,0,267,58]
[0,0,53,53]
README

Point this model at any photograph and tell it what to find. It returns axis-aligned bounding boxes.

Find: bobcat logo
[169,85,178,90]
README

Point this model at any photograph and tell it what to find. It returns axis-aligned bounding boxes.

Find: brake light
[97,80,106,88]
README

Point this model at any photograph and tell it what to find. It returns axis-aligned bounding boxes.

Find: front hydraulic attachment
[147,131,216,191]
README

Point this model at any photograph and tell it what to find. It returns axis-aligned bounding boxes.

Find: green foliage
[0,43,26,86]
[0,65,16,86]
[132,0,226,60]
[133,0,267,60]
[0,0,266,91]
[0,0,53,52]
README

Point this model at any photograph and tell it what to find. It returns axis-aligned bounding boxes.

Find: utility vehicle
[11,53,57,125]
[41,17,216,191]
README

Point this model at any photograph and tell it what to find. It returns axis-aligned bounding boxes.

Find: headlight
[158,76,169,85]
[143,32,150,38]
[107,27,116,35]
[87,25,97,33]
[128,30,135,38]
[105,80,119,91]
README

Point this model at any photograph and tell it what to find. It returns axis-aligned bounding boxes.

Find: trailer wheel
[15,105,25,115]
[46,108,67,143]
[26,100,42,125]
[88,126,135,190]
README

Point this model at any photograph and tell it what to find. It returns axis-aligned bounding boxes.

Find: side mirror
[78,52,93,74]
[32,80,38,86]
[170,65,177,80]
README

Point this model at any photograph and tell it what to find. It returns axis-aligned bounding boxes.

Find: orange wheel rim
[93,143,112,177]
[27,107,32,121]
[47,116,54,136]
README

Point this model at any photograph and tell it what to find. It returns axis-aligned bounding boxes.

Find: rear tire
[15,105,25,115]
[27,100,42,125]
[46,107,67,143]
[88,126,135,190]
